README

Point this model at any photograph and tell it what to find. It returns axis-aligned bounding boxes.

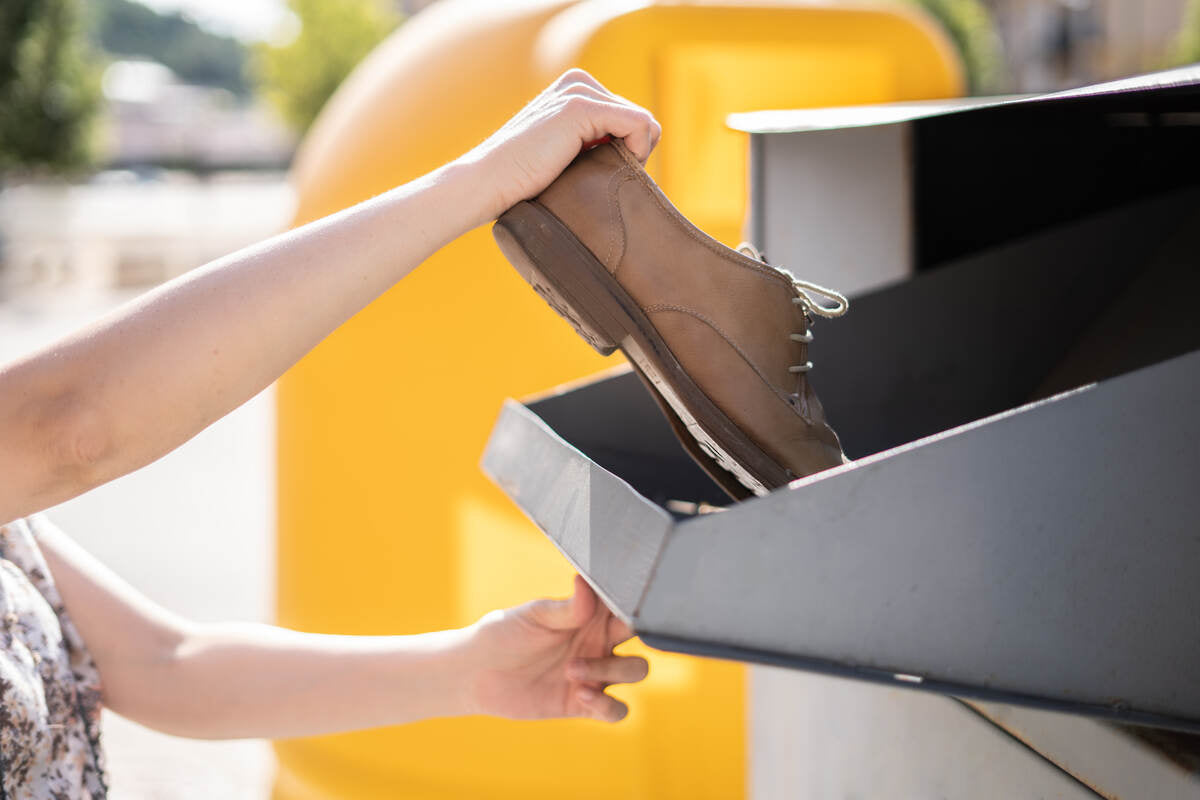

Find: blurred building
[0,59,298,297]
[100,59,295,171]
[987,0,1191,92]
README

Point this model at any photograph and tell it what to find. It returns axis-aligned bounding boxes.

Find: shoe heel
[493,201,622,357]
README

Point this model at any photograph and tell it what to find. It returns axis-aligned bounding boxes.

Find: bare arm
[35,516,646,738]
[0,71,660,523]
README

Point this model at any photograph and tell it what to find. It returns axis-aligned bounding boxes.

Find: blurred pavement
[0,290,276,799]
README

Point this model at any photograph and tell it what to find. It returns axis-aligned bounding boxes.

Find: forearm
[37,514,642,738]
[0,161,483,517]
[35,515,480,739]
[125,622,475,740]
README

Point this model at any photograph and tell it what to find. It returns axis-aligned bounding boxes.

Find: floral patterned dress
[0,516,107,798]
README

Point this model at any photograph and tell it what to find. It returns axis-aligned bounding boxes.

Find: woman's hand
[458,69,662,227]
[464,574,649,723]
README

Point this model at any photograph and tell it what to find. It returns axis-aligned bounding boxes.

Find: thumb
[526,575,596,630]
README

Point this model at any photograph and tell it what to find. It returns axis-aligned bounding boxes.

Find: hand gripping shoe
[493,140,849,499]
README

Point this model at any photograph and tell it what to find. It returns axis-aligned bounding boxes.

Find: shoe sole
[624,359,754,502]
[494,199,793,498]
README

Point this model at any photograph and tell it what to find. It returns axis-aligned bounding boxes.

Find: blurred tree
[0,0,100,172]
[89,0,249,97]
[1168,0,1200,67]
[253,0,402,134]
[910,0,1006,94]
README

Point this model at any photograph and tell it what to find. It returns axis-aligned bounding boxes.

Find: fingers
[570,97,659,162]
[600,104,661,163]
[550,70,661,162]
[551,68,611,100]
[574,575,637,642]
[567,655,649,685]
[569,573,597,626]
[606,613,635,647]
[524,574,596,630]
[576,685,629,723]
[567,650,648,723]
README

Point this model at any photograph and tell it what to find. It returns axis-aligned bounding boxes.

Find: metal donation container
[484,69,1200,797]
[275,1,960,797]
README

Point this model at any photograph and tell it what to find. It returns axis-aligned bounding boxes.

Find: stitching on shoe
[606,169,636,276]
[609,142,792,291]
[644,303,807,416]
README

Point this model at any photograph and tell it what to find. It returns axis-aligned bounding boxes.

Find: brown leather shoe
[493,140,849,499]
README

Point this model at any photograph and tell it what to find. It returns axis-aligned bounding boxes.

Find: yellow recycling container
[275,2,961,798]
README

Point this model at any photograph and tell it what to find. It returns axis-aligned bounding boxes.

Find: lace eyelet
[735,241,848,380]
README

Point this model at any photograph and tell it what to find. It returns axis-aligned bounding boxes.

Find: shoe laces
[736,243,848,375]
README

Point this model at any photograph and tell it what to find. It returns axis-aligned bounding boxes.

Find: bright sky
[132,0,289,42]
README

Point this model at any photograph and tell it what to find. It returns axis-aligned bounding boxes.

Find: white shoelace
[736,243,848,375]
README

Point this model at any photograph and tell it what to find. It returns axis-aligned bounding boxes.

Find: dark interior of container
[914,77,1200,269]
[815,186,1200,459]
[527,367,728,510]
